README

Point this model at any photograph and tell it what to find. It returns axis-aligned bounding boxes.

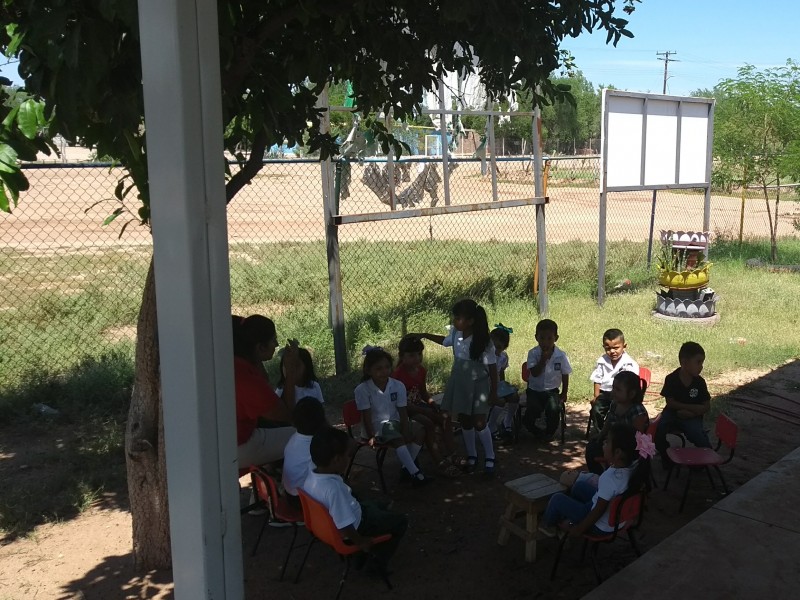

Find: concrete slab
[583,447,800,599]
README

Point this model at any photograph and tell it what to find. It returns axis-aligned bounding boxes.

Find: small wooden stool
[497,473,566,562]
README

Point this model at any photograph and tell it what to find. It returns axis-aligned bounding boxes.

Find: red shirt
[391,364,427,405]
[235,356,281,444]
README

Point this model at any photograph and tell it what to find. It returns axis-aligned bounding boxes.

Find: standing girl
[487,324,519,443]
[415,298,498,477]
[584,370,649,474]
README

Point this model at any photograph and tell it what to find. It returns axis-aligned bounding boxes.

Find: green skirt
[441,357,490,417]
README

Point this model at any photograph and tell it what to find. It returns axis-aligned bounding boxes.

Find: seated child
[523,319,571,439]
[355,346,433,487]
[539,423,652,538]
[584,370,649,474]
[588,328,639,436]
[277,347,325,404]
[487,324,519,442]
[303,427,408,574]
[282,397,329,506]
[392,335,460,477]
[656,341,712,469]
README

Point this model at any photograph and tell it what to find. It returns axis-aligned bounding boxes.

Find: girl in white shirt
[414,298,499,477]
[277,347,325,404]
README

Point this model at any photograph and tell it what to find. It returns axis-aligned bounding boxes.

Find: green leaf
[17,100,39,139]
[0,144,19,173]
[1,105,19,129]
[0,182,9,213]
[103,207,124,226]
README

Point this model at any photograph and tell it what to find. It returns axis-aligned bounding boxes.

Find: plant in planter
[654,231,718,320]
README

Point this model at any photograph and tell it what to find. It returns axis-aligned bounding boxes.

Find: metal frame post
[598,90,610,306]
[138,0,243,597]
[703,101,716,257]
[532,105,548,315]
[438,77,451,206]
[319,87,348,374]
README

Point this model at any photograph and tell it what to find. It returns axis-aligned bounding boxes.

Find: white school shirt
[589,352,639,392]
[302,470,362,530]
[276,380,325,404]
[282,432,314,496]
[592,465,633,532]
[526,345,572,391]
[443,327,497,366]
[354,377,407,433]
[496,350,509,376]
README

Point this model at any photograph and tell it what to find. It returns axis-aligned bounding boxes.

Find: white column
[138,1,243,598]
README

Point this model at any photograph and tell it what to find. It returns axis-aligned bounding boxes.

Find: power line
[656,51,679,94]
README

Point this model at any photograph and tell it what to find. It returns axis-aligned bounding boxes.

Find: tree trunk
[125,260,172,570]
[763,182,776,263]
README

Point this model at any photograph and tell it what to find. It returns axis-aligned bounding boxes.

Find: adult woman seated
[233,314,301,467]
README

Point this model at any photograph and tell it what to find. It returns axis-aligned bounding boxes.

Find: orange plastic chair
[342,399,392,492]
[519,362,567,443]
[294,489,392,599]
[550,490,646,583]
[249,466,305,579]
[664,413,738,512]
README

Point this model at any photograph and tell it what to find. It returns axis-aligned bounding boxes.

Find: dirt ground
[1,360,798,600]
[3,162,799,251]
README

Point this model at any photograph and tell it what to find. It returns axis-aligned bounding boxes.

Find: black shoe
[411,472,434,487]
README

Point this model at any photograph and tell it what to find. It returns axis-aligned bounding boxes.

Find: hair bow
[361,344,384,356]
[635,431,656,460]
[494,323,513,334]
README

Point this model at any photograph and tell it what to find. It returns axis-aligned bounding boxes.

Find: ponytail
[451,298,490,361]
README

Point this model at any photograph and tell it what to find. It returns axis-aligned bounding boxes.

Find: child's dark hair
[535,318,558,337]
[362,347,394,381]
[679,341,705,362]
[278,347,317,387]
[490,326,511,349]
[452,298,490,361]
[232,314,275,359]
[292,397,327,435]
[310,426,350,468]
[398,334,424,356]
[613,370,645,403]
[609,423,652,494]
[603,328,625,343]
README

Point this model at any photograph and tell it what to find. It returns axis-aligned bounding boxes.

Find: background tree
[712,60,800,261]
[1,0,638,570]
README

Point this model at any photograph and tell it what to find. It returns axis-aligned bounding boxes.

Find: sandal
[462,456,478,474]
[483,457,497,479]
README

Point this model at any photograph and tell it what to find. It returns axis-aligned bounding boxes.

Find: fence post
[319,87,348,374]
[533,105,548,316]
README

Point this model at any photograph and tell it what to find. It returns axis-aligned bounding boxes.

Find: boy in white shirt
[282,397,328,507]
[302,427,408,575]
[524,319,572,439]
[588,328,639,436]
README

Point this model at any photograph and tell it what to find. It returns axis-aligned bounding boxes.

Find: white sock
[487,407,501,433]
[462,427,477,461]
[503,402,518,429]
[477,426,496,460]
[396,445,420,475]
[408,442,422,460]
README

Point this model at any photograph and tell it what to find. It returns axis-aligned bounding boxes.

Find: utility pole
[656,51,679,94]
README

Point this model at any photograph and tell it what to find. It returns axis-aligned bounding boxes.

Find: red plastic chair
[249,466,305,579]
[664,413,738,512]
[294,489,392,599]
[342,399,391,492]
[550,490,646,583]
[519,362,567,443]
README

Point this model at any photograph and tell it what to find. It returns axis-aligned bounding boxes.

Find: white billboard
[602,90,714,191]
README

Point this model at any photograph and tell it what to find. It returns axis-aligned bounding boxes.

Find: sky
[1,1,797,97]
[561,0,797,96]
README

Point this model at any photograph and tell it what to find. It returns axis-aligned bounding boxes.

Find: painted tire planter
[657,264,712,290]
[656,289,718,318]
[660,230,711,251]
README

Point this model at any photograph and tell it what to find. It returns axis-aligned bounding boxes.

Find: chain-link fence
[1,156,798,390]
